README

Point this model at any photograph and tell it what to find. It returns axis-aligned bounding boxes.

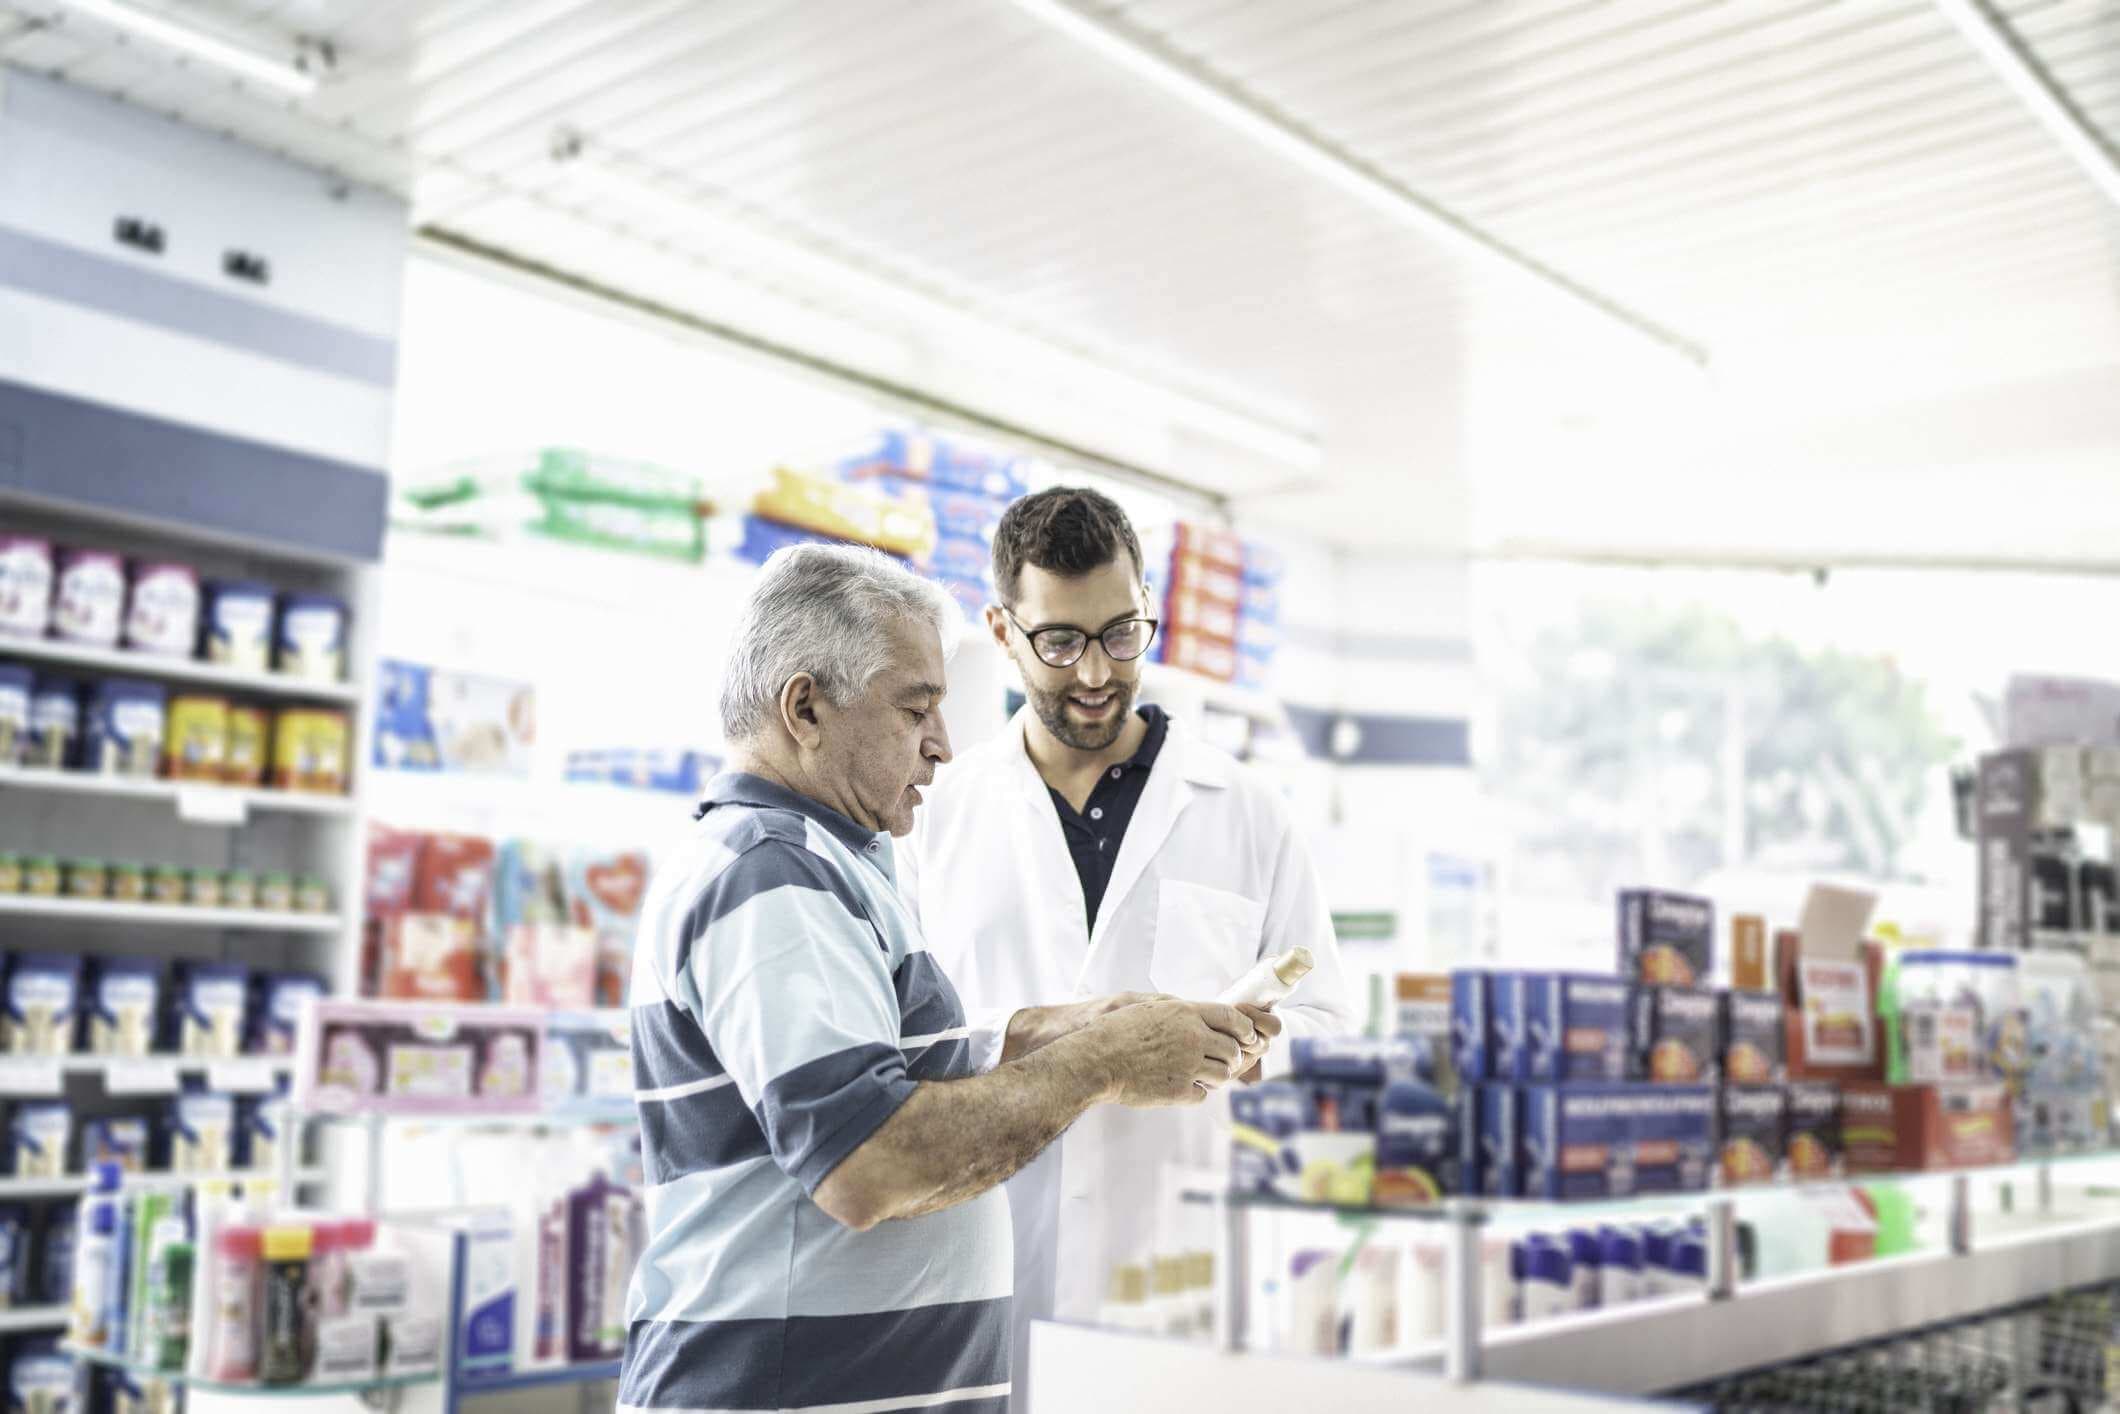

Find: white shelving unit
[0,896,345,933]
[0,1167,328,1200]
[0,1305,71,1335]
[0,632,360,704]
[0,766,355,821]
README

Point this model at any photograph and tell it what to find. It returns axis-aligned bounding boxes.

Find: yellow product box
[753,467,936,560]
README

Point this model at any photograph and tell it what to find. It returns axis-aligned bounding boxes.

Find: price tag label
[175,786,248,827]
[106,1059,181,1095]
[207,1061,279,1095]
[0,1061,64,1097]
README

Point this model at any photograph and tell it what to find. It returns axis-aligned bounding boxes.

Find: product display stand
[1193,1149,2120,1401]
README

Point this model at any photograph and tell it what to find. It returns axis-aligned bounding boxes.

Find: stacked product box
[837,429,1028,620]
[1228,1038,1457,1208]
[1148,523,1281,687]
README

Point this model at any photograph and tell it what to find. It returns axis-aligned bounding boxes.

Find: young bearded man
[901,489,1354,1409]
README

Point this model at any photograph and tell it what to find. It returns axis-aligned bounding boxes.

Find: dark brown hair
[990,486,1145,605]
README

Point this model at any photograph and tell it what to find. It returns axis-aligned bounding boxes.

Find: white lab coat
[900,707,1354,1402]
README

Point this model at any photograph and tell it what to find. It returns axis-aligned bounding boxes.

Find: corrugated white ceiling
[4,0,2116,557]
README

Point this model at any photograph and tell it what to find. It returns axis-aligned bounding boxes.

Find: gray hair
[720,543,963,742]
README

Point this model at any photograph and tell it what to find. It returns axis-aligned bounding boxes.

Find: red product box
[1173,522,1246,574]
[412,834,497,922]
[1164,589,1239,641]
[1162,629,1238,682]
[1841,1082,2016,1173]
[1164,552,1243,607]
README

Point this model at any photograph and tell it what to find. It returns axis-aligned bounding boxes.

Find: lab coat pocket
[1150,880,1267,1000]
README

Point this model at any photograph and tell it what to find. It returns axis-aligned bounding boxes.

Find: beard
[1027,676,1138,751]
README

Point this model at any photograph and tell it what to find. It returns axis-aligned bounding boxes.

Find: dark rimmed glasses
[1003,608,1160,669]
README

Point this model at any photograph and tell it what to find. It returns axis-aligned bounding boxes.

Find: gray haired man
[617,545,1267,1414]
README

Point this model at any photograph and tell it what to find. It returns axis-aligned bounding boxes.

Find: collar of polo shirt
[701,771,884,858]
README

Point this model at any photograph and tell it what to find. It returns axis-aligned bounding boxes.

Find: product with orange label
[1631,985,1719,1083]
[1161,629,1238,682]
[1163,552,1242,608]
[1617,889,1713,986]
[272,708,349,793]
[1791,958,1875,1073]
[1841,1082,2015,1172]
[1720,991,1786,1084]
[1171,522,1246,574]
[1716,1085,1786,1186]
[1785,1082,1842,1178]
[223,705,270,786]
[752,467,936,560]
[1731,914,1769,991]
[164,695,229,782]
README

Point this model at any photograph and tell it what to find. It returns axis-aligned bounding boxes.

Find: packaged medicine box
[1631,1085,1717,1195]
[1451,971,1493,1083]
[1786,1082,1843,1179]
[1521,1084,1713,1201]
[1474,1083,1521,1198]
[1632,985,1720,1084]
[1716,1085,1787,1187]
[1229,1082,1309,1197]
[1516,973,1633,1082]
[1394,972,1453,1089]
[1721,991,1787,1084]
[1842,1082,2015,1173]
[1618,889,1714,986]
[1374,1081,1459,1207]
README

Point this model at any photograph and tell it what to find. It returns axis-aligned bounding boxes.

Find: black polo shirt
[1048,704,1170,934]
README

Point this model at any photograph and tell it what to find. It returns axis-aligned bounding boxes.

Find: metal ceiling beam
[1004,0,1710,370]
[1933,0,2120,211]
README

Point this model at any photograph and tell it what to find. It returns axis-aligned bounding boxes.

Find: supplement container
[25,679,79,770]
[150,865,187,905]
[108,862,146,903]
[84,679,167,777]
[0,857,20,894]
[62,859,105,901]
[0,537,53,637]
[52,549,125,647]
[123,561,200,657]
[201,582,275,671]
[163,695,229,782]
[223,705,269,786]
[21,858,59,898]
[0,665,29,761]
[275,593,347,683]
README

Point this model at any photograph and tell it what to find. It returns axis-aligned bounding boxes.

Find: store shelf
[0,767,353,822]
[0,1306,68,1334]
[0,1167,326,1199]
[0,1055,293,1096]
[0,895,343,933]
[1198,1146,2120,1227]
[1144,663,1283,726]
[64,1342,439,1395]
[0,635,357,703]
[455,1360,622,1394]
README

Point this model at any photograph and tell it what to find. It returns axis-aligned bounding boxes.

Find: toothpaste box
[1289,1036,1422,1086]
[1451,971,1493,1083]
[1474,1083,1522,1198]
[1716,1085,1788,1187]
[1630,1085,1717,1195]
[1721,991,1787,1085]
[1519,972,1633,1082]
[1523,1083,1640,1201]
[1229,1082,1311,1197]
[1785,1081,1843,1179]
[1374,1081,1459,1206]
[1632,985,1721,1084]
[1618,889,1715,986]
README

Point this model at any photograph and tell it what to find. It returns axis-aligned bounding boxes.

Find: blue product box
[1452,971,1492,1083]
[1720,990,1787,1085]
[1229,1081,1310,1196]
[1475,1084,1522,1198]
[1632,1085,1717,1195]
[1376,1082,1458,1205]
[1632,985,1722,1084]
[1617,889,1715,986]
[1523,1084,1634,1201]
[1289,1037,1422,1086]
[1520,973,1634,1082]
[925,535,991,582]
[838,430,1029,500]
[374,659,440,771]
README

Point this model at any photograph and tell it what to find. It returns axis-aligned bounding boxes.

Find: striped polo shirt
[619,772,1012,1414]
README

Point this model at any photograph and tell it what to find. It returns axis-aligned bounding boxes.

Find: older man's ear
[777,672,825,748]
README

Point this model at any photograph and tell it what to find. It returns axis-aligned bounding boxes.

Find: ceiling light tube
[53,0,319,95]
[1933,0,2120,212]
[1007,0,1708,369]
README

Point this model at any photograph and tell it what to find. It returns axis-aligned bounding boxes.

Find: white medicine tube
[1217,947,1315,1007]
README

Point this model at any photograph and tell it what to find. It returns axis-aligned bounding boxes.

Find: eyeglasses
[1003,608,1160,669]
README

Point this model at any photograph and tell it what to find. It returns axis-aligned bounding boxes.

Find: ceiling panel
[3,0,2116,558]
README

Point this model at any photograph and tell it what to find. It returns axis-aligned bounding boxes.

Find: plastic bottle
[1217,947,1316,1007]
[210,1226,261,1381]
[1639,1225,1675,1298]
[258,1224,314,1384]
[1598,1226,1643,1305]
[138,1216,190,1371]
[1565,1228,1602,1310]
[68,1202,114,1348]
[1519,1237,1575,1322]
[1668,1236,1707,1294]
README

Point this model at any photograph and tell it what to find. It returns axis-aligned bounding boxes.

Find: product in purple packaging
[53,549,126,647]
[566,1175,627,1361]
[0,537,53,637]
[123,561,200,657]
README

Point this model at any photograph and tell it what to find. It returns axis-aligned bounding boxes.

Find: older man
[619,544,1268,1414]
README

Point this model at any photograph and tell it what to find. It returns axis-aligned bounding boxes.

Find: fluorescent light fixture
[547,141,1324,471]
[1933,0,2120,211]
[54,0,319,95]
[1006,0,1709,370]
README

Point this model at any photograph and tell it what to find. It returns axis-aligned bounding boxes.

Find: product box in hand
[1720,991,1786,1084]
[1716,1085,1787,1186]
[1631,985,1719,1083]
[1841,1082,2015,1173]
[1785,1082,1843,1179]
[1617,889,1714,986]
[1514,972,1633,1083]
